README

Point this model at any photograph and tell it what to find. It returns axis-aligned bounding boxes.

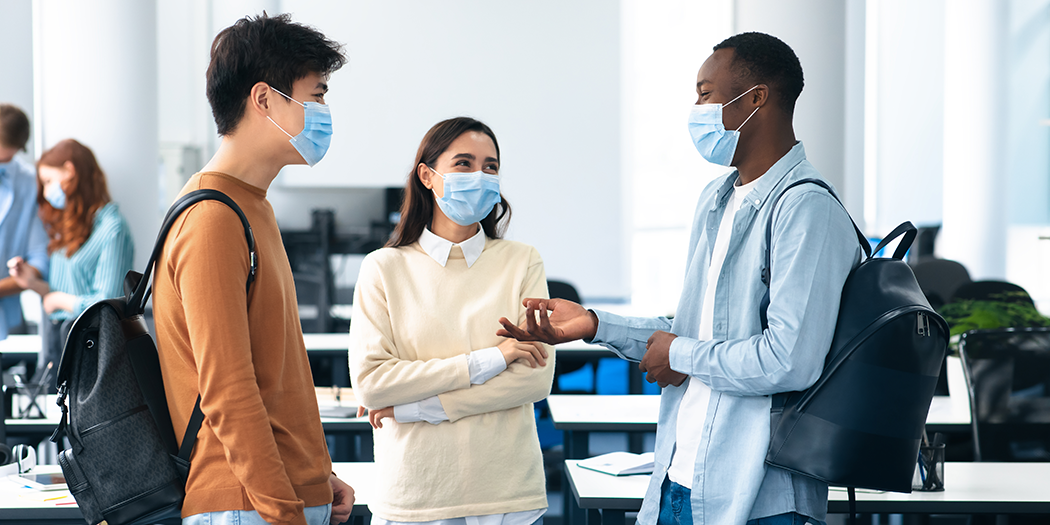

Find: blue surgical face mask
[687,85,760,166]
[429,167,502,227]
[267,86,333,167]
[45,183,66,210]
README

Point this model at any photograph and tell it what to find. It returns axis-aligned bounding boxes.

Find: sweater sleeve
[169,202,307,525]
[348,252,473,409]
[438,247,554,422]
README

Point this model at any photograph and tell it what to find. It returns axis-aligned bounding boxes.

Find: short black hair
[0,104,30,151]
[206,13,346,136]
[713,32,804,114]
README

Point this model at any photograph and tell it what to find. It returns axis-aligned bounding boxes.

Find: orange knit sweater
[154,172,332,525]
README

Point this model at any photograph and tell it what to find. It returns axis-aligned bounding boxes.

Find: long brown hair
[387,117,512,248]
[37,139,112,256]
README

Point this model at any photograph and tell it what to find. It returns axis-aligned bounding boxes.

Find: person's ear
[751,84,770,108]
[418,163,434,190]
[62,160,76,178]
[248,82,272,116]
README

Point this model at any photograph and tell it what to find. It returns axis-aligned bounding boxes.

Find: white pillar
[734,0,848,200]
[35,0,158,270]
[0,0,35,159]
[940,0,1008,280]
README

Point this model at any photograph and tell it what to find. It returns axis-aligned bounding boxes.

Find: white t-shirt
[667,175,759,486]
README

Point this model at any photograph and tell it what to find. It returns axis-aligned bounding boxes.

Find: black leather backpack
[52,190,255,525]
[759,179,950,522]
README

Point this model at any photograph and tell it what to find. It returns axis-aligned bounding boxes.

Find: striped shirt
[48,202,134,320]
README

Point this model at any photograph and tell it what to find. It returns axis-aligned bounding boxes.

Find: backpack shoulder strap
[759,178,869,331]
[126,189,257,316]
[128,189,256,480]
[760,178,869,290]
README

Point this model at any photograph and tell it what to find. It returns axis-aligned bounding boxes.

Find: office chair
[951,280,1035,307]
[959,327,1050,462]
[911,257,971,310]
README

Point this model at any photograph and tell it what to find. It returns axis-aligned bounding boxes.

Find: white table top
[565,460,1050,514]
[0,334,41,355]
[548,382,970,431]
[0,463,375,522]
[547,356,971,429]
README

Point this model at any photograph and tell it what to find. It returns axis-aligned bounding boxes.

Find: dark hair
[713,32,804,114]
[206,12,346,136]
[37,139,111,256]
[0,104,30,151]
[387,117,511,248]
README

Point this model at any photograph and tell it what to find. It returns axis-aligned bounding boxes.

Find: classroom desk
[0,462,376,525]
[548,394,970,459]
[549,389,971,525]
[564,460,1050,525]
[5,417,374,461]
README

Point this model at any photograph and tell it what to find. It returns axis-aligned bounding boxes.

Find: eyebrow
[451,153,500,165]
[315,82,329,93]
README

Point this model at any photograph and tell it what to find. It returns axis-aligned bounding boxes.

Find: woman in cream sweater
[348,117,555,525]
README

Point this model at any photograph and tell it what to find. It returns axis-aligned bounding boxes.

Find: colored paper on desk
[578,451,655,476]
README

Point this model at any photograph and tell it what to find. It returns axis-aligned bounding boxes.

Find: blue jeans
[746,511,823,525]
[183,503,332,525]
[657,477,821,525]
[657,478,692,525]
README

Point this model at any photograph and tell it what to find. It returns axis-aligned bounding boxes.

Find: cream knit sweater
[348,238,554,522]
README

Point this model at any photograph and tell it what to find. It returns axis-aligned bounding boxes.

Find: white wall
[735,0,848,198]
[0,0,35,160]
[154,0,628,301]
[621,0,733,316]
[36,0,160,270]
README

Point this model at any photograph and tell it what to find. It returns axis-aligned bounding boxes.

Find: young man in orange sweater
[153,13,353,525]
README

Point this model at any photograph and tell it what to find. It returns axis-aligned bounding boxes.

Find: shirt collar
[714,141,808,210]
[419,226,487,268]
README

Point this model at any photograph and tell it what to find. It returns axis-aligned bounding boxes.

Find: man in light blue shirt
[0,104,49,339]
[500,33,861,525]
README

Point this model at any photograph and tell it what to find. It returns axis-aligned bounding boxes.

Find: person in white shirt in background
[349,116,553,525]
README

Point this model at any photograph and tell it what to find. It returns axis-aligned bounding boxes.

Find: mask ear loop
[722,85,759,107]
[735,105,761,132]
[265,85,303,139]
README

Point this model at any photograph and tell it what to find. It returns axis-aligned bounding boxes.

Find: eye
[455,159,471,167]
[484,163,499,173]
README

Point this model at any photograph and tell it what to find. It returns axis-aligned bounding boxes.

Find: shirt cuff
[393,396,450,425]
[392,402,422,423]
[668,336,698,375]
[467,347,507,385]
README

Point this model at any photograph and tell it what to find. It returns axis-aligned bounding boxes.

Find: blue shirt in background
[0,157,50,339]
[590,143,862,525]
[48,201,134,320]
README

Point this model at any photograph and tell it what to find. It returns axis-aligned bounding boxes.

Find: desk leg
[628,367,644,395]
[628,432,644,454]
[601,509,625,525]
[359,431,374,462]
[587,509,602,525]
[564,430,589,525]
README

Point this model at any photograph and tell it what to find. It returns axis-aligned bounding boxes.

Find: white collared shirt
[418,226,487,268]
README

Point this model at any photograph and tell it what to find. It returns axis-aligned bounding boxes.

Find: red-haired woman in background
[9,138,133,388]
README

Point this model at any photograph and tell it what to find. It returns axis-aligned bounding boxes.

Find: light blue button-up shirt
[0,157,49,339]
[48,202,134,320]
[591,143,861,525]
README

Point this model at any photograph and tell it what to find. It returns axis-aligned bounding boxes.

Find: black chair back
[960,327,1050,461]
